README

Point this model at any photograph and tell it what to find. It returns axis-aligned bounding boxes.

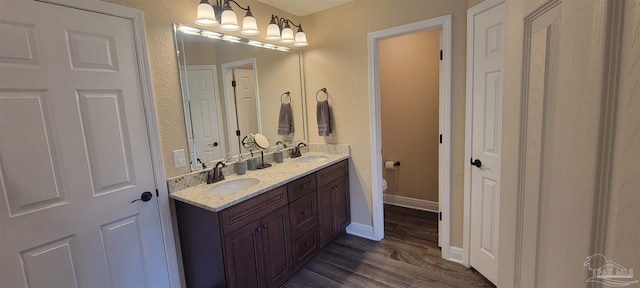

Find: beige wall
[301,0,468,246]
[379,30,440,202]
[102,0,300,178]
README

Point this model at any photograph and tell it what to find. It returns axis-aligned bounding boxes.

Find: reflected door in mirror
[185,66,224,166]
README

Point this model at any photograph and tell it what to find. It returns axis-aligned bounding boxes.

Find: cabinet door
[318,176,351,248]
[333,176,351,233]
[261,206,293,288]
[223,220,264,288]
[317,183,334,248]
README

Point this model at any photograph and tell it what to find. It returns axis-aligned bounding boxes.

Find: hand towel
[317,100,332,137]
[277,103,294,135]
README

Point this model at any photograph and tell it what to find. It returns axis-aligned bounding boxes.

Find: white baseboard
[346,222,375,240]
[383,194,439,213]
[448,246,464,264]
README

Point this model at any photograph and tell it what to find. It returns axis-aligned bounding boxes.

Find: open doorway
[379,27,442,244]
[368,15,453,260]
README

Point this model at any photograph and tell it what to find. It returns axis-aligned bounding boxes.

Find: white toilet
[382,178,388,192]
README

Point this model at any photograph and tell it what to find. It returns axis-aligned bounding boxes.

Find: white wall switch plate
[173,149,186,168]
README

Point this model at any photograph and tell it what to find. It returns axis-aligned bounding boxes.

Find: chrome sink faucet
[291,142,307,158]
[207,161,226,184]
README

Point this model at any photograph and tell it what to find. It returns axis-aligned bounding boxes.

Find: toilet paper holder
[386,161,400,167]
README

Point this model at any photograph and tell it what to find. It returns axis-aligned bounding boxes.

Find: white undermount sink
[207,178,260,194]
[295,155,329,163]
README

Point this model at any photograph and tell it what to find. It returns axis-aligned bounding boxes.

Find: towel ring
[316,88,328,102]
[280,91,291,104]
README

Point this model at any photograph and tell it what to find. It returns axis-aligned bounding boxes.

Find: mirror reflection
[174,24,307,171]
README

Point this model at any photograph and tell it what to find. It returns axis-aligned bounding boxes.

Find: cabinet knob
[305,243,311,248]
[263,224,268,228]
[302,211,309,215]
[257,228,262,232]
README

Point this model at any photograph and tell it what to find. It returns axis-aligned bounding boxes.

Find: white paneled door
[468,1,505,284]
[185,66,224,165]
[0,1,170,287]
[235,68,259,137]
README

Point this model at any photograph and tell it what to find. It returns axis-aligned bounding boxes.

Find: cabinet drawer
[291,224,319,269]
[220,186,288,235]
[289,192,318,236]
[316,160,348,188]
[287,174,316,202]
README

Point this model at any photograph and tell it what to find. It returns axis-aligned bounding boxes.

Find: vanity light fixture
[195,0,258,35]
[266,15,308,47]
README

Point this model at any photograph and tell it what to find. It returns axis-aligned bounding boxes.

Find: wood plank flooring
[284,204,495,288]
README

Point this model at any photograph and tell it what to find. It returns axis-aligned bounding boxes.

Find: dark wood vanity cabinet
[174,160,349,288]
[223,205,292,288]
[317,161,350,248]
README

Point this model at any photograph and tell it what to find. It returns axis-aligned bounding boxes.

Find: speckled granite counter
[169,152,350,212]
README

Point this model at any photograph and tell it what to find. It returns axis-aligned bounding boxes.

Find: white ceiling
[257,0,353,17]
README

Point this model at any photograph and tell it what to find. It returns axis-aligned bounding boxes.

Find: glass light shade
[280,27,294,44]
[241,16,259,35]
[220,9,239,31]
[266,23,281,40]
[294,31,308,47]
[196,2,217,26]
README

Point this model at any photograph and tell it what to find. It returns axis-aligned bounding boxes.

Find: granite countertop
[169,152,350,212]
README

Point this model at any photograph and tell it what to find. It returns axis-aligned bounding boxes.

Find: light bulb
[220,9,239,31]
[196,1,217,26]
[241,12,259,35]
[294,30,308,47]
[280,27,294,44]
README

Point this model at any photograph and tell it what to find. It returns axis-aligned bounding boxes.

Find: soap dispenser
[274,142,285,163]
[236,156,247,175]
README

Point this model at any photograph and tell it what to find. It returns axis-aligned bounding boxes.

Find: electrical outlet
[173,149,186,168]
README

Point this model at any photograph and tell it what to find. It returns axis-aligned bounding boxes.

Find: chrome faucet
[291,142,307,158]
[207,161,226,184]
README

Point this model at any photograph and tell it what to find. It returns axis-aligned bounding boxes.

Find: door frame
[463,0,505,268]
[368,15,452,259]
[36,0,181,286]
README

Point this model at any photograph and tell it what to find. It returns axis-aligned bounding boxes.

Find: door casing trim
[367,15,452,260]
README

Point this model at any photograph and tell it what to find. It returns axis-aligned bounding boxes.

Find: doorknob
[131,191,153,203]
[208,142,219,147]
[470,158,483,168]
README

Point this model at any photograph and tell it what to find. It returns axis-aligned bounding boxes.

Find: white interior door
[468,1,505,284]
[186,66,224,166]
[235,68,259,137]
[225,65,259,156]
[0,1,170,287]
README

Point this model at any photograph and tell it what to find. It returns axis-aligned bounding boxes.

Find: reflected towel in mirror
[317,100,332,137]
[278,103,294,135]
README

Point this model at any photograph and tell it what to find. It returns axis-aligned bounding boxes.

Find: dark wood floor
[284,204,495,288]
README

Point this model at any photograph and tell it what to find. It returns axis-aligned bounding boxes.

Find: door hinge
[156,189,159,197]
[439,134,442,144]
[231,80,237,87]
[439,212,442,221]
[440,50,443,61]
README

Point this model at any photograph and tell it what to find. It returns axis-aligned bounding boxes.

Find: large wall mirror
[173,24,307,171]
